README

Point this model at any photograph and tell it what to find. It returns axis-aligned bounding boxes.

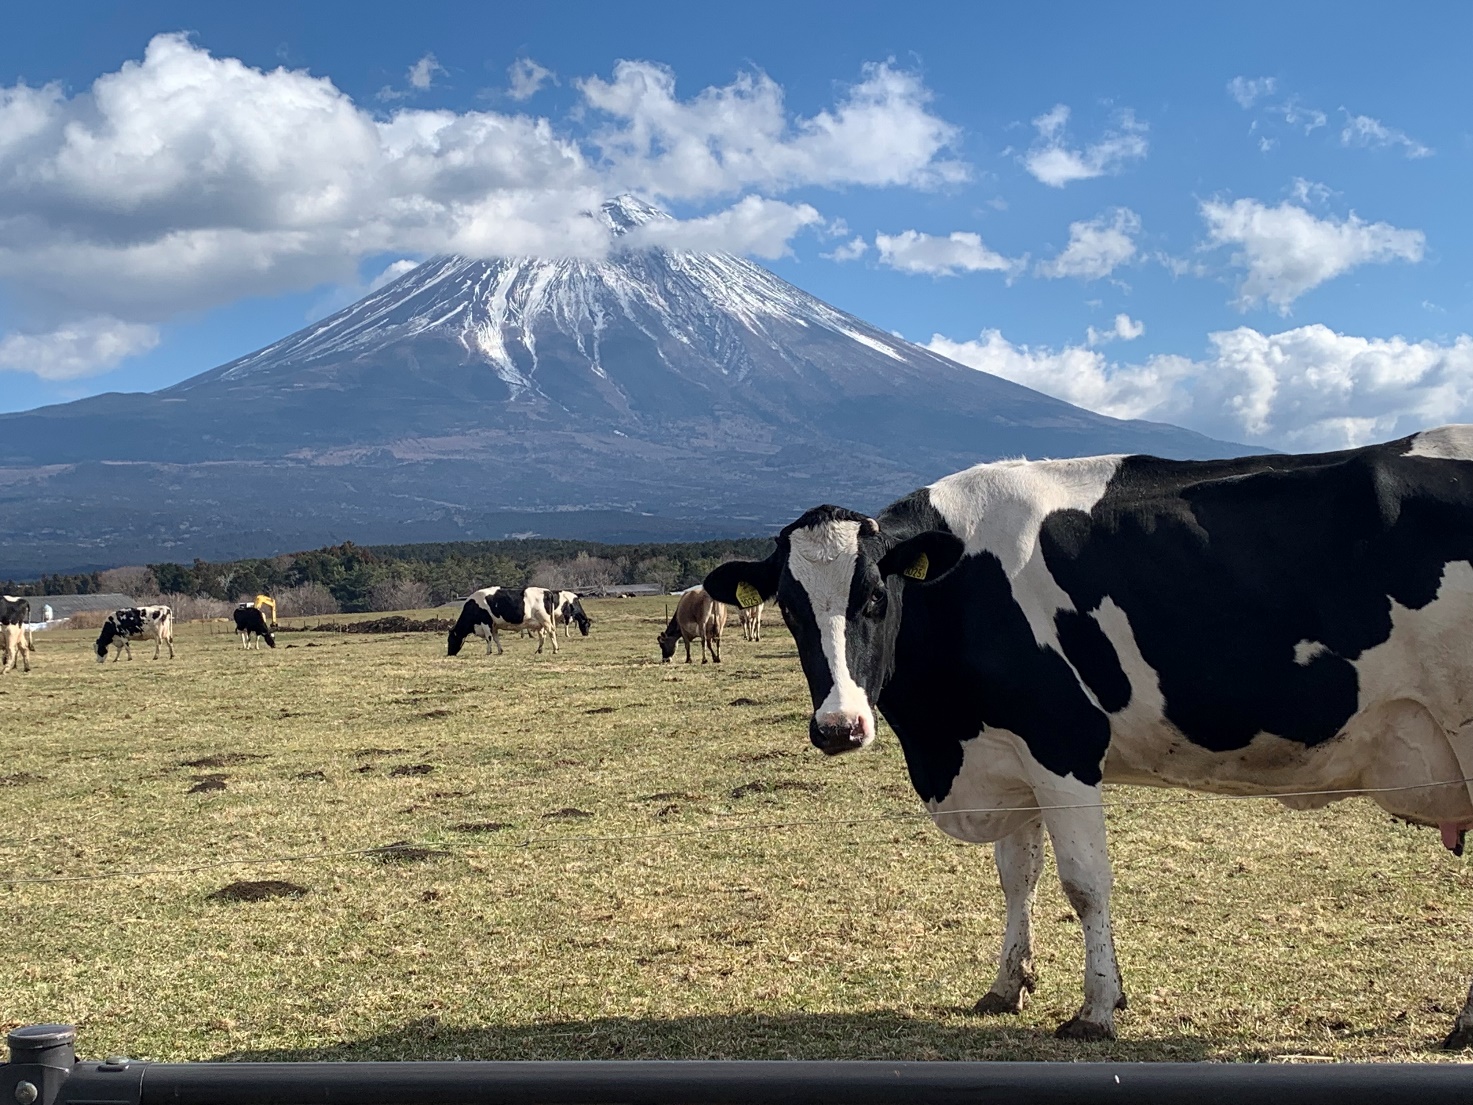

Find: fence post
[2,1025,74,1105]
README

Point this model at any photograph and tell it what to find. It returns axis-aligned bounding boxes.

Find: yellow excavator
[254,594,278,627]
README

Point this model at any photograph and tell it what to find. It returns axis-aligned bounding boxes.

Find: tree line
[2,535,776,614]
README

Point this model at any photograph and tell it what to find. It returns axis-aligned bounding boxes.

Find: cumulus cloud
[378,52,446,101]
[1086,313,1144,346]
[1227,76,1277,108]
[579,59,967,199]
[929,324,1473,451]
[1036,208,1139,280]
[621,195,822,258]
[0,317,159,380]
[823,235,868,262]
[874,229,1018,276]
[1340,111,1432,158]
[508,57,554,101]
[1200,198,1425,312]
[1022,104,1148,187]
[0,36,967,379]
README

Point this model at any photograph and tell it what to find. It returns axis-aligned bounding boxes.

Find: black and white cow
[447,586,561,656]
[233,603,276,649]
[705,426,1473,1048]
[552,591,592,638]
[96,605,176,663]
[0,595,29,627]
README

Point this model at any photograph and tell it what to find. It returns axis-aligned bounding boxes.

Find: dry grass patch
[2,599,1472,1062]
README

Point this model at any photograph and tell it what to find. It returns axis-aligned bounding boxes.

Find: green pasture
[2,599,1472,1062]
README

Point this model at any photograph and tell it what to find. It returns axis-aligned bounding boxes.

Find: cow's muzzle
[810,713,871,756]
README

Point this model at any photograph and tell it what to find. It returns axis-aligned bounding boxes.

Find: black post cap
[6,1025,76,1066]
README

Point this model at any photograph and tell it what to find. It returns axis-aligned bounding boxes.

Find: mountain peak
[597,194,670,235]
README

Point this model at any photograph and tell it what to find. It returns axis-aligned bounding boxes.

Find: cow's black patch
[1054,609,1131,714]
[489,589,526,624]
[1039,442,1473,754]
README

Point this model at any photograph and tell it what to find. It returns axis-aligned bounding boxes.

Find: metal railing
[5,1023,1473,1105]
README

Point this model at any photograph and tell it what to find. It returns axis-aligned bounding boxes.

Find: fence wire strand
[4,775,1471,889]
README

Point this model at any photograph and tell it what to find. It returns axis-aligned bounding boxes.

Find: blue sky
[0,0,1467,449]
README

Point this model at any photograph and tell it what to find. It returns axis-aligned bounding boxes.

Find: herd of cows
[9,426,1473,1048]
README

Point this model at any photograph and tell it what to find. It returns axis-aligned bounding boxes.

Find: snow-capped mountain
[0,196,1247,573]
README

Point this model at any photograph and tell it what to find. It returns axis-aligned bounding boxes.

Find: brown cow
[1,622,30,674]
[657,588,726,664]
[738,602,764,642]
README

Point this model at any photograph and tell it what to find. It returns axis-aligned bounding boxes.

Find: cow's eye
[863,588,887,618]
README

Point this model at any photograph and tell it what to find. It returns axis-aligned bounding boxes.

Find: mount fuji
[0,196,1246,574]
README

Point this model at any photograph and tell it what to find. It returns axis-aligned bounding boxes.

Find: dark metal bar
[7,1026,1473,1105]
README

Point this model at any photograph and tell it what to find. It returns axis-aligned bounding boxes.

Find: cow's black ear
[878,531,965,584]
[704,554,780,609]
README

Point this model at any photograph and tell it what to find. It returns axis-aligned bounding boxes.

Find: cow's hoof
[1054,1016,1115,1041]
[974,991,1025,1016]
[1442,1024,1473,1050]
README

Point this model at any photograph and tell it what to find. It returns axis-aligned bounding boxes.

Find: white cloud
[0,37,966,378]
[579,59,967,200]
[1086,313,1144,346]
[929,324,1473,451]
[1278,99,1326,133]
[1036,208,1139,280]
[621,195,822,258]
[508,57,554,101]
[874,229,1018,276]
[1289,177,1332,205]
[1340,111,1433,158]
[1022,104,1148,187]
[0,317,159,380]
[823,235,869,262]
[1227,76,1277,108]
[1200,198,1425,312]
[407,53,445,91]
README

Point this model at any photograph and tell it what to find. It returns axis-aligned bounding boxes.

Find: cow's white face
[785,520,878,750]
[705,505,965,756]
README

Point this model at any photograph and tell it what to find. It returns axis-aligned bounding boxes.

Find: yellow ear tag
[735,582,764,609]
[902,553,929,581]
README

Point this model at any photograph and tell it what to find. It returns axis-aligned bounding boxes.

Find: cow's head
[94,620,116,662]
[447,598,487,657]
[567,597,591,636]
[704,506,963,754]
[656,631,678,661]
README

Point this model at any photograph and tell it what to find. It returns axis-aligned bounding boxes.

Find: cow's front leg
[491,626,504,655]
[975,817,1045,1014]
[1043,794,1125,1039]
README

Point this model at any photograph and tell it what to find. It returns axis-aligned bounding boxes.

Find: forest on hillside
[2,535,776,614]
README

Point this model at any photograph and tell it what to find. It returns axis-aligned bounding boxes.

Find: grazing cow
[0,595,29,627]
[447,586,561,656]
[552,591,592,638]
[657,588,726,664]
[233,604,276,650]
[738,601,764,642]
[96,605,176,663]
[1,622,28,674]
[704,426,1473,1047]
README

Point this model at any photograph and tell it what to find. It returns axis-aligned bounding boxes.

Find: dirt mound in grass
[281,616,454,634]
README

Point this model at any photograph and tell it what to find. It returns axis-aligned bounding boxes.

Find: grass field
[3,598,1473,1063]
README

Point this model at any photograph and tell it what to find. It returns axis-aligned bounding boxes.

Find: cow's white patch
[786,520,874,743]
[1293,639,1329,665]
[1407,425,1473,460]
[927,455,1123,654]
[927,726,1046,843]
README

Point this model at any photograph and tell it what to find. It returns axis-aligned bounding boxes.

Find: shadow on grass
[219,1010,1229,1063]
